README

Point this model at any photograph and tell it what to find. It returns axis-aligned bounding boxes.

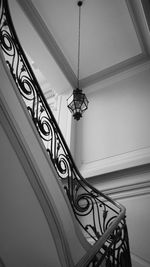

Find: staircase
[0,0,132,266]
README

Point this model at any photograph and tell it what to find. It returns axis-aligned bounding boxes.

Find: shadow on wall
[0,258,5,267]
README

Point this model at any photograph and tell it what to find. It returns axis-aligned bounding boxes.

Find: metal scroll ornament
[0,0,132,266]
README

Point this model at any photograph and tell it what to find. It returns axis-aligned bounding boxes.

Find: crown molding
[81,54,150,90]
[84,55,150,94]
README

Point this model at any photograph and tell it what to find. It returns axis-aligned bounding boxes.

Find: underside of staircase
[0,0,132,266]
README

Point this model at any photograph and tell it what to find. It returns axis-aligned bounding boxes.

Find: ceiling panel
[32,0,142,79]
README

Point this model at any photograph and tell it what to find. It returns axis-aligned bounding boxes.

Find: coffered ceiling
[11,0,150,94]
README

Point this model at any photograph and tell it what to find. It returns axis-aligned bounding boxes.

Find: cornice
[81,53,150,90]
[83,55,150,94]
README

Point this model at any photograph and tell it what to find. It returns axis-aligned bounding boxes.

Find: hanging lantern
[67,88,88,120]
[67,0,89,120]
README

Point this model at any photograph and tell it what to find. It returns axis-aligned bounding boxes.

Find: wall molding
[103,180,150,201]
[80,146,150,178]
[86,163,150,201]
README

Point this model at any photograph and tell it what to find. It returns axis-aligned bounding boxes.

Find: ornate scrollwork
[87,219,132,266]
[0,0,132,265]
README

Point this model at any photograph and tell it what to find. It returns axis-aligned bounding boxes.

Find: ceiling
[31,0,141,77]
[10,0,150,94]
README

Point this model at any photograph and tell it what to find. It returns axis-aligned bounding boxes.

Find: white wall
[75,66,150,177]
[73,65,150,267]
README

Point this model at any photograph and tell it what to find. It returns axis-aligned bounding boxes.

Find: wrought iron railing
[0,0,132,266]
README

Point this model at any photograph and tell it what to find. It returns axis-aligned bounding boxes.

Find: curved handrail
[0,0,132,266]
[77,208,126,266]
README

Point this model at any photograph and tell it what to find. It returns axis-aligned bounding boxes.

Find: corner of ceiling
[17,0,150,94]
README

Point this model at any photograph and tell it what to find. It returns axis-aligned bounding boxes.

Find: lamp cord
[77,1,82,89]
